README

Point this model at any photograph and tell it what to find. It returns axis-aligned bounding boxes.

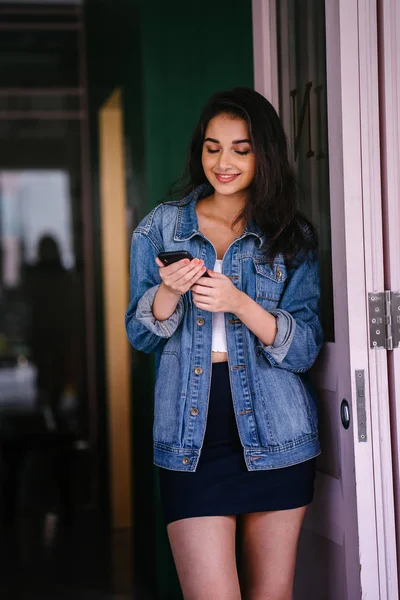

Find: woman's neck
[201,191,247,225]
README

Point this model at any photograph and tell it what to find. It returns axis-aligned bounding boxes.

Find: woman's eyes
[206,148,250,156]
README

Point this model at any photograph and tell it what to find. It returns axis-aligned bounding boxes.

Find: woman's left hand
[191,270,244,313]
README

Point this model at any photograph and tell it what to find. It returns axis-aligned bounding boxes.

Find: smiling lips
[214,173,241,184]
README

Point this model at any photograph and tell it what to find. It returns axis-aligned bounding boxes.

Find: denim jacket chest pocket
[252,259,287,308]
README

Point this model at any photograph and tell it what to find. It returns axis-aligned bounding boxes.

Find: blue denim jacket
[125,185,323,471]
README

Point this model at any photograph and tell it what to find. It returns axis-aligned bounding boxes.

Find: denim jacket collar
[173,183,265,245]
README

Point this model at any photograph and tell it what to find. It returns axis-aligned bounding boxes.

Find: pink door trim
[252,0,399,597]
[378,0,400,582]
[357,0,398,595]
[251,0,279,111]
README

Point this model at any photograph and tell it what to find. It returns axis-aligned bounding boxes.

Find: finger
[163,259,202,283]
[162,258,191,277]
[192,266,208,282]
[193,298,216,312]
[191,284,213,296]
[175,258,204,275]
[193,276,218,288]
[192,291,214,303]
[184,265,207,288]
[206,269,226,278]
[174,262,206,287]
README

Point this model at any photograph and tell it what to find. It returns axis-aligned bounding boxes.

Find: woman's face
[201,113,256,197]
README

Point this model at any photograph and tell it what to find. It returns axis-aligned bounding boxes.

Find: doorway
[252,0,398,597]
[98,88,132,531]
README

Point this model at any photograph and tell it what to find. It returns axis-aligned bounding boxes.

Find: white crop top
[211,259,228,353]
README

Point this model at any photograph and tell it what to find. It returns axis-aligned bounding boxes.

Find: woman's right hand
[155,257,207,296]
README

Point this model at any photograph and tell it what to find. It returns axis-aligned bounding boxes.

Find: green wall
[139,0,254,207]
[85,1,253,597]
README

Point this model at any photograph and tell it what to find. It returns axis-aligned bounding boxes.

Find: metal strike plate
[368,293,385,349]
[355,370,367,442]
[392,292,400,349]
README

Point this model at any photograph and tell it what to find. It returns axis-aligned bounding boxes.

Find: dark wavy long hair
[168,87,317,265]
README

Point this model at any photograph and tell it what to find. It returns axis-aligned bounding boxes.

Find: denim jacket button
[182,457,190,465]
[190,407,199,416]
[194,367,203,375]
[196,317,205,326]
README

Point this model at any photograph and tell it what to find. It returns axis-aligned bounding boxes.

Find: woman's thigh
[167,515,241,600]
[239,507,307,600]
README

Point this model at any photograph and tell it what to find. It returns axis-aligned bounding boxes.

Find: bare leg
[239,507,307,600]
[167,515,241,600]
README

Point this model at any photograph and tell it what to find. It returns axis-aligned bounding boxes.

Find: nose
[217,148,233,171]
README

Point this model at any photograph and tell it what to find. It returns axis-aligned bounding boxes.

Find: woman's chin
[212,181,246,196]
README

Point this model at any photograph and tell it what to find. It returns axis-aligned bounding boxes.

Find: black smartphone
[157,251,210,276]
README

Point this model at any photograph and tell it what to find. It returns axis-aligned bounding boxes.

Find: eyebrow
[204,137,251,144]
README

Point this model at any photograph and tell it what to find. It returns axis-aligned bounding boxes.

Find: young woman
[125,87,323,600]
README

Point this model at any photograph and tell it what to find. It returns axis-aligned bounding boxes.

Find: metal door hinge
[368,291,400,350]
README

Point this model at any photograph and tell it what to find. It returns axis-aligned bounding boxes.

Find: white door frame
[378,0,400,579]
[252,0,398,597]
[252,0,279,111]
[357,1,398,595]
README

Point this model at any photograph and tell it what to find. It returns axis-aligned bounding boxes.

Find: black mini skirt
[159,361,316,525]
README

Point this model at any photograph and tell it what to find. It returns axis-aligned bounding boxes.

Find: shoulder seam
[139,203,166,233]
[132,229,162,255]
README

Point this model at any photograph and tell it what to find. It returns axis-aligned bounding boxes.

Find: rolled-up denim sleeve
[125,230,184,354]
[258,255,323,372]
[136,284,184,338]
[258,309,297,364]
